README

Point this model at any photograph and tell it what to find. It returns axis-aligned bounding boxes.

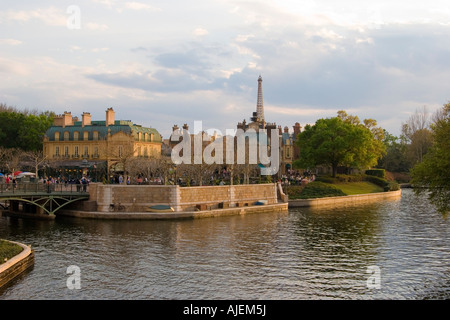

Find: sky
[1,0,449,139]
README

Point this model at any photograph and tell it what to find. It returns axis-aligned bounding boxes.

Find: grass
[0,239,24,265]
[328,181,384,195]
[286,180,385,200]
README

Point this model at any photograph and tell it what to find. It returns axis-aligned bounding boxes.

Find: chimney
[63,111,73,128]
[278,125,282,135]
[106,108,115,127]
[82,112,91,127]
[183,123,189,131]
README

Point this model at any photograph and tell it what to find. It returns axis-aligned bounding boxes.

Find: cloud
[193,27,209,37]
[0,39,22,46]
[124,2,161,12]
[85,22,109,31]
[0,7,67,26]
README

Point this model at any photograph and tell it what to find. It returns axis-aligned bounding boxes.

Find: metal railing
[0,182,89,194]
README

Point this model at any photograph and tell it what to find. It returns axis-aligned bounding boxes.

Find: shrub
[365,169,386,178]
[315,176,337,184]
[364,175,399,191]
[293,181,347,199]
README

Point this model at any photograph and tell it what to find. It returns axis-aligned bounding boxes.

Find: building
[43,108,162,179]
[237,76,300,175]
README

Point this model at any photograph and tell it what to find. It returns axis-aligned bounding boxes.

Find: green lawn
[328,181,384,195]
[0,239,23,265]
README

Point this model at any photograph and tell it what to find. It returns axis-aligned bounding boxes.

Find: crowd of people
[279,169,316,186]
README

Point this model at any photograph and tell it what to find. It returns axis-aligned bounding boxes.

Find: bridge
[0,183,89,217]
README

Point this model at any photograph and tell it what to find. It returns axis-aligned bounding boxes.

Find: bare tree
[401,106,433,165]
[25,150,48,177]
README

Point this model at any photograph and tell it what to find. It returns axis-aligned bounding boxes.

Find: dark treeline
[0,103,55,151]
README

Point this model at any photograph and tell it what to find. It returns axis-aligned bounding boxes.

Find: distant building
[43,108,162,178]
[166,76,303,177]
[237,76,301,175]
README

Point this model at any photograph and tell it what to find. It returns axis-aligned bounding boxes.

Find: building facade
[43,108,162,179]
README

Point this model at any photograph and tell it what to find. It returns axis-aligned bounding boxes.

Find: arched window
[64,131,70,141]
[74,131,79,141]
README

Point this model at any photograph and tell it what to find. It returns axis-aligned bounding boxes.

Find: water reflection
[0,189,448,299]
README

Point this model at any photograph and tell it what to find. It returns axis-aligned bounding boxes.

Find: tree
[294,111,385,177]
[25,150,48,177]
[410,103,450,214]
[377,129,410,172]
[401,106,433,166]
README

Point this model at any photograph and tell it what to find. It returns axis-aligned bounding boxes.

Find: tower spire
[256,75,264,123]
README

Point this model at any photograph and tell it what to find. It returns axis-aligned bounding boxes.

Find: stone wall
[89,183,177,212]
[0,241,34,290]
[288,189,402,208]
[87,183,278,212]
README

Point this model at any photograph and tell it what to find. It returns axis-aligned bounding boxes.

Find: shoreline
[57,202,289,220]
[0,240,34,290]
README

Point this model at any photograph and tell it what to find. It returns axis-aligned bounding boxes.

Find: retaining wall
[0,240,34,290]
[288,189,402,208]
[87,183,278,212]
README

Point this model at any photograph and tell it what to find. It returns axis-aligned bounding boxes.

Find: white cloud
[0,39,22,46]
[124,2,161,12]
[0,7,67,26]
[85,22,109,31]
[193,27,209,37]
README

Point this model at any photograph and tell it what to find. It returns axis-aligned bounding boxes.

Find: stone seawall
[59,202,289,220]
[86,183,278,212]
[0,240,34,290]
[288,189,402,208]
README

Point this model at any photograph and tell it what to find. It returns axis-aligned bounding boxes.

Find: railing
[0,183,89,194]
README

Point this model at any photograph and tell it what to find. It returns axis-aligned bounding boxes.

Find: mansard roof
[45,120,162,142]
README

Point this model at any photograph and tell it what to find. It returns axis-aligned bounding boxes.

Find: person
[5,176,10,190]
[76,178,81,192]
[81,177,88,192]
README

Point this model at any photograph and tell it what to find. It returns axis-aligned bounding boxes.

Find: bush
[365,169,386,178]
[364,175,399,191]
[315,174,364,183]
[292,181,347,199]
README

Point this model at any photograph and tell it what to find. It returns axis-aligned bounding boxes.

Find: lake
[0,188,448,299]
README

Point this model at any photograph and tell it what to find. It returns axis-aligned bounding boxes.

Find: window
[74,146,79,157]
[55,146,60,156]
[64,131,70,141]
[55,132,60,141]
[84,131,89,141]
[64,146,69,157]
[118,145,123,157]
[74,131,79,141]
[94,147,99,158]
[93,131,98,141]
[84,146,89,157]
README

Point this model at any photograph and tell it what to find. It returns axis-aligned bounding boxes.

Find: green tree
[0,105,54,151]
[377,129,410,172]
[294,111,385,177]
[410,103,450,214]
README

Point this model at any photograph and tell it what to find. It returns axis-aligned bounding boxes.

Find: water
[0,189,448,300]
